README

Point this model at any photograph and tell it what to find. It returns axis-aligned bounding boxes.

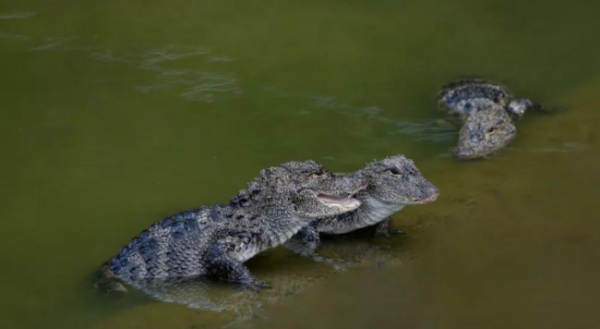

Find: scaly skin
[438,79,541,159]
[97,160,366,291]
[123,238,405,326]
[284,155,439,257]
[439,79,541,120]
[455,106,517,159]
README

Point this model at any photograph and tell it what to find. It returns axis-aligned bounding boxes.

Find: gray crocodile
[284,155,439,257]
[438,79,543,159]
[97,160,365,291]
[96,238,406,328]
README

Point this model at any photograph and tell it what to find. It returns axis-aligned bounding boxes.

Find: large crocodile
[284,155,439,257]
[97,160,365,291]
[438,79,543,159]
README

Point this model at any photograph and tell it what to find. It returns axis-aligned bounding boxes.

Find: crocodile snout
[420,192,439,204]
[412,185,439,204]
[455,148,478,159]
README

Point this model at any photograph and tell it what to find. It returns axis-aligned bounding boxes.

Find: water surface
[1,1,599,328]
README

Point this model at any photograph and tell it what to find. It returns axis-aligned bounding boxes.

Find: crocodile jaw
[317,193,361,210]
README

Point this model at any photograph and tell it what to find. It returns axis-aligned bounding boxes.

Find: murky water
[1,1,600,328]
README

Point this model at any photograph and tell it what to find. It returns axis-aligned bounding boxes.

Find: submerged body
[129,238,406,324]
[99,160,365,290]
[284,155,439,257]
[439,79,540,120]
[438,79,541,159]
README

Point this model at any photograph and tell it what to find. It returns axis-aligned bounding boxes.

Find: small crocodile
[97,160,365,291]
[438,79,542,159]
[98,238,406,328]
[284,155,439,257]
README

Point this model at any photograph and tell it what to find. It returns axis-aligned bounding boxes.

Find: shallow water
[1,1,600,328]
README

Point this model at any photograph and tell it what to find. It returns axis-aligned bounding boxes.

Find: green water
[1,0,600,328]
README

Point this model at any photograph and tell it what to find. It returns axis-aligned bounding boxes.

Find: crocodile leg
[374,218,404,238]
[205,244,269,290]
[283,226,320,257]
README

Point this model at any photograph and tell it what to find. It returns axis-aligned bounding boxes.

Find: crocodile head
[455,106,517,159]
[239,161,365,220]
[282,161,366,219]
[359,155,439,206]
[238,161,366,221]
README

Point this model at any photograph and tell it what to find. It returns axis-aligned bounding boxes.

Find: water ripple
[507,142,586,154]
[0,29,30,41]
[138,45,211,67]
[392,121,457,142]
[264,86,457,143]
[30,37,76,51]
[90,45,241,103]
[0,11,35,20]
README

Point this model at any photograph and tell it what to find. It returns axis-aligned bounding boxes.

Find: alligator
[438,79,543,159]
[96,160,365,292]
[284,155,439,257]
[98,238,406,328]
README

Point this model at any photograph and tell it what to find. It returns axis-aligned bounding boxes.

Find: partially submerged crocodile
[284,155,439,257]
[97,238,406,328]
[439,79,543,159]
[97,160,365,291]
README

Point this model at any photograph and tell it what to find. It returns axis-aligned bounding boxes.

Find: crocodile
[96,160,365,292]
[284,155,439,257]
[438,79,542,159]
[96,238,406,328]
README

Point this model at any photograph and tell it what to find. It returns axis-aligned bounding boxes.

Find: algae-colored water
[1,1,599,328]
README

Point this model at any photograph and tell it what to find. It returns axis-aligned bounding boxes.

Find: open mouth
[317,193,361,209]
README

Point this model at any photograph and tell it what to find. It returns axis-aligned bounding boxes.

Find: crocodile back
[439,80,512,118]
[107,207,219,285]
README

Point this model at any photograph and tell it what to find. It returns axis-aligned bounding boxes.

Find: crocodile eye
[313,169,326,177]
[486,127,496,134]
[386,168,402,175]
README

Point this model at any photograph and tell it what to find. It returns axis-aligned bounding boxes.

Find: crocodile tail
[92,263,128,295]
[528,100,568,114]
[523,99,544,111]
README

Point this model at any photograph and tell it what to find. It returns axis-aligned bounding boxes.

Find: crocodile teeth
[317,194,361,209]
